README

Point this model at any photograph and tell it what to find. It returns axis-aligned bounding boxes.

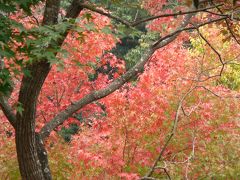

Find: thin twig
[153,17,227,49]
[154,161,171,180]
[143,86,198,178]
[185,136,196,180]
[194,25,225,75]
[210,1,240,45]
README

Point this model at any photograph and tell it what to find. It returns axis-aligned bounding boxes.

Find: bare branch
[142,82,227,179]
[0,96,16,128]
[79,2,131,26]
[0,57,16,128]
[225,19,240,45]
[143,86,198,178]
[79,2,223,27]
[131,4,224,27]
[185,136,196,179]
[203,10,228,17]
[154,162,171,180]
[181,46,240,83]
[140,177,158,180]
[163,168,171,180]
[195,26,225,75]
[210,1,240,45]
[153,17,227,49]
[198,86,221,98]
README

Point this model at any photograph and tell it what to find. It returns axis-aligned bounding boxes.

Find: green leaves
[0,16,25,60]
[15,102,24,116]
[0,68,12,96]
[101,26,113,34]
[0,2,16,13]
[20,22,72,65]
[0,0,41,14]
[84,22,96,31]
[219,63,240,90]
[59,124,80,142]
[82,13,93,22]
[124,31,159,69]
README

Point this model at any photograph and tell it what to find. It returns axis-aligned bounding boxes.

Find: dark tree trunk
[14,0,84,178]
[16,61,51,180]
[15,0,61,179]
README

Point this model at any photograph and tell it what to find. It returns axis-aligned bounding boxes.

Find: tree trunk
[15,125,44,179]
[14,0,83,178]
[16,61,51,179]
[15,0,62,178]
[36,133,52,180]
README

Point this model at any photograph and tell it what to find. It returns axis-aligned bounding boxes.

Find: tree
[0,0,239,179]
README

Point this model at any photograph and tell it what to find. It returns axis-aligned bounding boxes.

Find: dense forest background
[0,0,240,179]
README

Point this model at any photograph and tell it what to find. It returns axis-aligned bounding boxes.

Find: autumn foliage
[1,0,240,179]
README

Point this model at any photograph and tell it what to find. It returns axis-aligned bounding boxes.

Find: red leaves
[118,172,139,180]
[67,32,240,178]
[1,1,240,178]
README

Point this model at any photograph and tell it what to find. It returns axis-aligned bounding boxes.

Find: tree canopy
[0,0,240,179]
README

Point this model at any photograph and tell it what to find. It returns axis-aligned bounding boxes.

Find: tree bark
[36,133,52,180]
[14,0,84,178]
[15,0,61,178]
[16,61,51,180]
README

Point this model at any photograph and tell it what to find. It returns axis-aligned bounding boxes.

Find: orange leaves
[66,25,240,177]
[1,1,240,178]
[67,38,195,178]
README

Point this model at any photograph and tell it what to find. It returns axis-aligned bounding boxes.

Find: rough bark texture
[16,61,51,180]
[15,0,60,179]
[15,0,84,179]
[36,133,52,180]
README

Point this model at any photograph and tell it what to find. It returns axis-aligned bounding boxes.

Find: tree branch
[79,2,223,27]
[142,83,224,179]
[40,13,194,140]
[78,2,132,26]
[0,96,16,127]
[153,16,227,49]
[131,4,224,27]
[66,0,85,19]
[194,24,225,75]
[143,86,198,179]
[0,56,16,128]
[210,1,240,45]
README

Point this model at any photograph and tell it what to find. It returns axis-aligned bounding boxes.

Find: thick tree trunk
[16,61,51,180]
[15,0,62,179]
[14,0,83,178]
[15,127,44,180]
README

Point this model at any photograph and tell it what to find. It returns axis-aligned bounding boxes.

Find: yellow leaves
[220,64,240,90]
[189,35,206,57]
